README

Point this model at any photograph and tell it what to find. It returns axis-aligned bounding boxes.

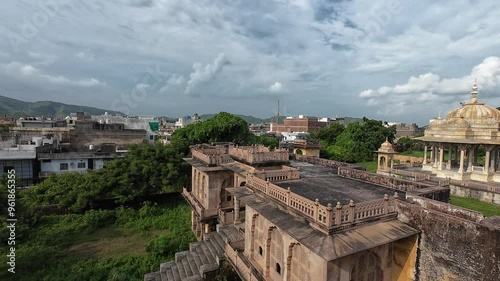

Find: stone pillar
[446,145,453,170]
[491,150,496,172]
[484,150,491,175]
[458,148,465,174]
[423,145,428,164]
[467,147,474,172]
[430,145,434,165]
[234,197,241,224]
[438,145,444,170]
[390,156,394,169]
[204,223,210,234]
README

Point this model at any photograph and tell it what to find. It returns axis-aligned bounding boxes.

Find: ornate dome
[445,81,500,121]
[378,138,395,153]
[446,117,469,128]
[430,116,446,128]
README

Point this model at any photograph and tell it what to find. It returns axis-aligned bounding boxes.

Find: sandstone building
[416,81,500,183]
[270,115,329,133]
[145,143,500,281]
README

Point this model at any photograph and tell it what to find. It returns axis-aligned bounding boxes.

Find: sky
[0,0,499,125]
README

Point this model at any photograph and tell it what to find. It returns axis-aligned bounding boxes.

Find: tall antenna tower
[277,99,280,124]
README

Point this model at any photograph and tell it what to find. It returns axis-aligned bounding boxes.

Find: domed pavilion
[416,80,500,182]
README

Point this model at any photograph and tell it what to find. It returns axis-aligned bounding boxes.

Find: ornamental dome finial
[471,79,479,103]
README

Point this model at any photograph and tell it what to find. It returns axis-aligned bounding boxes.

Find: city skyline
[1,0,499,125]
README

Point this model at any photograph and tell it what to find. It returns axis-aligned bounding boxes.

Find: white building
[91,112,159,144]
[38,152,117,178]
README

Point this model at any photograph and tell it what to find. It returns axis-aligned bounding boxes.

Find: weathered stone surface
[397,200,500,281]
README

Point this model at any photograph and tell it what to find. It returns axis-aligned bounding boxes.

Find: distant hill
[0,95,123,118]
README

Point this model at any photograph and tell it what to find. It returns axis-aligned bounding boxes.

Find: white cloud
[185,53,228,96]
[269,81,283,92]
[359,56,500,117]
[167,74,186,85]
[0,61,106,87]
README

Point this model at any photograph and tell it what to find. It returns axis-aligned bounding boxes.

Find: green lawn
[450,196,500,217]
[356,161,378,173]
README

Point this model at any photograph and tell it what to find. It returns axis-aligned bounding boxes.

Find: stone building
[270,115,329,133]
[416,81,500,183]
[146,142,500,281]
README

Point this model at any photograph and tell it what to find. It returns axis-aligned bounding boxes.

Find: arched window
[259,246,263,256]
[276,263,281,275]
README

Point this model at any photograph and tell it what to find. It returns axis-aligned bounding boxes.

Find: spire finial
[471,78,479,103]
[438,111,442,119]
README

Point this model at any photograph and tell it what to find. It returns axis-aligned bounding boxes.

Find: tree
[311,123,345,146]
[171,112,253,154]
[326,117,396,163]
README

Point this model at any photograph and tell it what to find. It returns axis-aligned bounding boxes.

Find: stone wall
[396,199,500,281]
[450,183,500,205]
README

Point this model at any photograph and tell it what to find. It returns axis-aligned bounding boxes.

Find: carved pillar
[234,196,241,224]
[423,145,428,164]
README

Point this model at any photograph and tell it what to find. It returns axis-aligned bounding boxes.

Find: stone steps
[146,232,226,281]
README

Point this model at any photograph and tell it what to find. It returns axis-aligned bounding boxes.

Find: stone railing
[228,146,289,164]
[380,168,431,181]
[292,154,365,170]
[250,166,300,182]
[246,174,398,234]
[182,187,218,218]
[338,166,432,192]
[191,149,233,165]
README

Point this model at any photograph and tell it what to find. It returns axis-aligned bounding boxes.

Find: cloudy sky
[1,0,499,125]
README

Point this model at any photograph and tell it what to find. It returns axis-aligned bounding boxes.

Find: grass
[0,201,195,281]
[356,161,378,173]
[68,228,164,258]
[450,195,500,217]
[398,150,425,157]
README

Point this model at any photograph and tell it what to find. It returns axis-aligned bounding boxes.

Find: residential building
[270,115,330,133]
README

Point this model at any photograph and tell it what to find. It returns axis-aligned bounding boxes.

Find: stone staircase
[145,227,239,281]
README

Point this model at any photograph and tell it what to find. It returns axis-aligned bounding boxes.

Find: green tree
[171,112,253,154]
[311,123,345,146]
[326,117,396,163]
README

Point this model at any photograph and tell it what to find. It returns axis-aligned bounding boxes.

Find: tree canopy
[316,117,396,163]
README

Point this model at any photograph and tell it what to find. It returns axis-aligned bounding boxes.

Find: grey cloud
[185,53,229,96]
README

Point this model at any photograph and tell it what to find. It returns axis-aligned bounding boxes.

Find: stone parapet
[246,174,398,234]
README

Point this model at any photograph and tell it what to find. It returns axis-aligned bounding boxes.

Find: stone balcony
[182,187,218,219]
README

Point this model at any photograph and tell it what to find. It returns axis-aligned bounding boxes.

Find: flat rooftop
[226,187,419,261]
[276,161,405,205]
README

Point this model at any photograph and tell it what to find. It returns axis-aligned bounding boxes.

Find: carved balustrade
[245,174,399,234]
